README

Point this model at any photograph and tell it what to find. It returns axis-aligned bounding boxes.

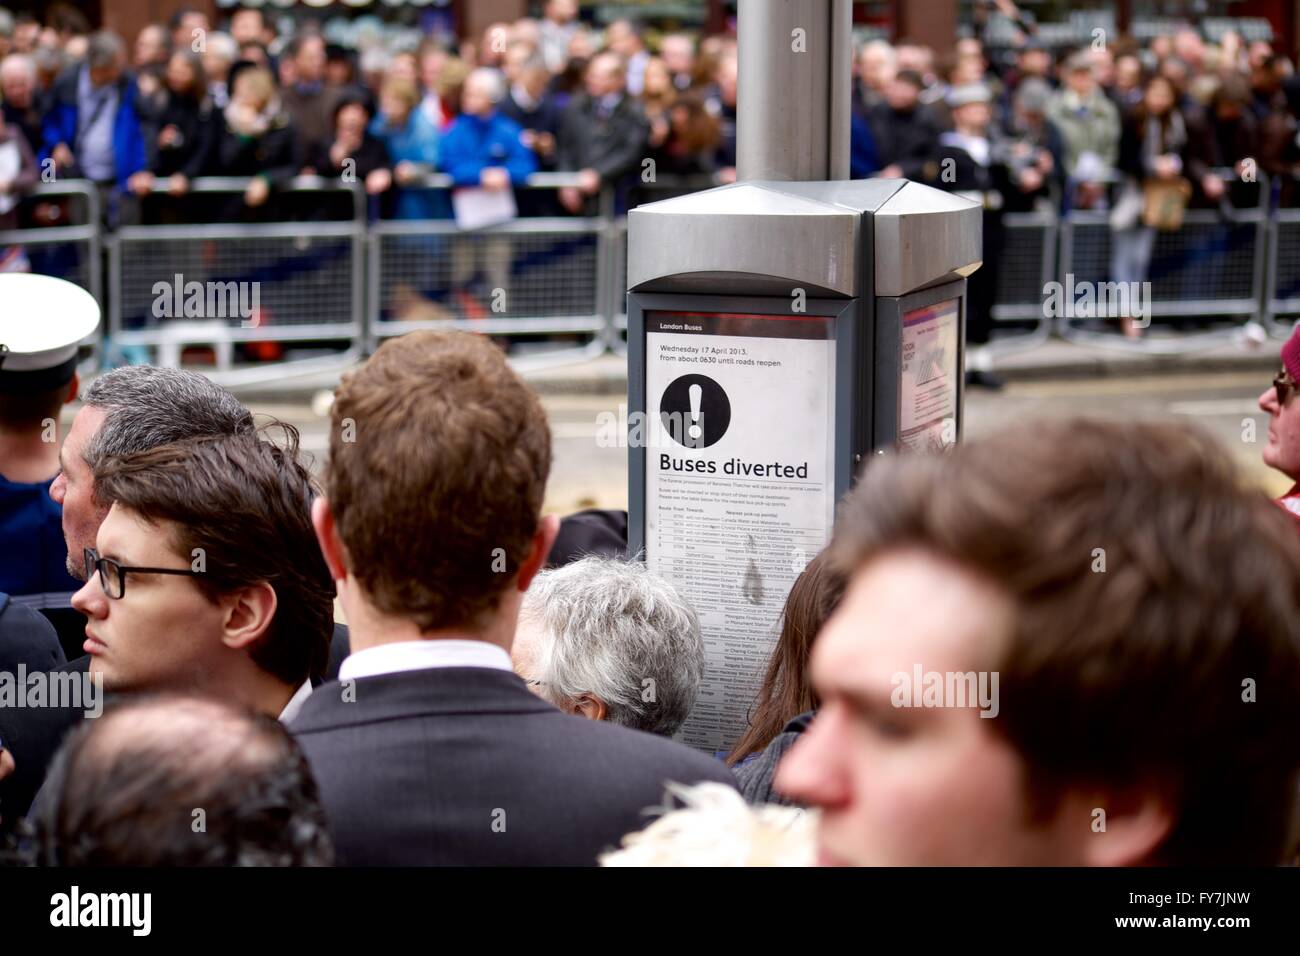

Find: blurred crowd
[0,3,1295,227]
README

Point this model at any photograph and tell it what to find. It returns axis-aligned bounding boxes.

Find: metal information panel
[642,309,838,752]
[626,179,980,754]
[899,298,960,453]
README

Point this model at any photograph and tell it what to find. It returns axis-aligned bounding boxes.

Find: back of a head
[829,417,1300,865]
[93,428,335,686]
[82,365,254,473]
[523,556,703,737]
[38,695,332,866]
[327,330,551,633]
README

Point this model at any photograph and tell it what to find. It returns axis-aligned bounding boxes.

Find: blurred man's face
[585,56,623,98]
[175,12,209,50]
[0,65,33,107]
[1090,48,1115,87]
[462,76,496,117]
[49,404,108,580]
[661,36,694,76]
[72,506,225,693]
[775,549,1085,866]
[606,22,636,57]
[545,0,577,24]
[14,22,39,53]
[860,46,894,88]
[716,57,737,104]
[885,78,920,111]
[953,100,991,131]
[1115,57,1141,90]
[89,53,124,89]
[503,44,532,84]
[1020,49,1050,78]
[420,49,446,91]
[230,10,264,47]
[1066,66,1095,97]
[134,26,168,67]
[296,37,326,84]
[1260,368,1300,480]
[202,49,232,84]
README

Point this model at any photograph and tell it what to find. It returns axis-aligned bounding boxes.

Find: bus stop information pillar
[626,180,982,753]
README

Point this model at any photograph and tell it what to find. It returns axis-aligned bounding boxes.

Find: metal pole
[736,0,852,182]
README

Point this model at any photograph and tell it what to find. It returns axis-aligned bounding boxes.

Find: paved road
[248,368,1288,514]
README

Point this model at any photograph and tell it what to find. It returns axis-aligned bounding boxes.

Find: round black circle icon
[660,373,731,448]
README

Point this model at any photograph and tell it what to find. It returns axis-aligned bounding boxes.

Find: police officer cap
[0,274,100,394]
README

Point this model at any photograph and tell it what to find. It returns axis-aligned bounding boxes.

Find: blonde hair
[599,783,817,867]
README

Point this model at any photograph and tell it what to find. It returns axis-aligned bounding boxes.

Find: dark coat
[867,102,942,180]
[291,665,736,865]
[146,91,217,178]
[556,92,649,185]
[733,711,812,807]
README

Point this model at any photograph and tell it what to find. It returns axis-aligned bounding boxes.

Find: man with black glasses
[1259,326,1300,525]
[72,431,333,716]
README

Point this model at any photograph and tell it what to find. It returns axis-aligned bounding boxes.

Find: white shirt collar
[278,680,313,724]
[338,639,513,682]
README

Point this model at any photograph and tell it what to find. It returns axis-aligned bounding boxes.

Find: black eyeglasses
[83,547,203,600]
[1274,371,1297,407]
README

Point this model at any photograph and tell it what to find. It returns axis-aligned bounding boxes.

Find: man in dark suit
[294,330,734,866]
[555,50,649,215]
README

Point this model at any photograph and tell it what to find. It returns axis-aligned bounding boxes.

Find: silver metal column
[736,0,853,182]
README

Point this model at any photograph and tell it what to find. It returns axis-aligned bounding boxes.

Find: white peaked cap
[0,274,100,390]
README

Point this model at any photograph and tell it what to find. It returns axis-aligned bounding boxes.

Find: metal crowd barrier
[1057,169,1271,354]
[988,208,1058,355]
[367,171,610,371]
[1264,176,1300,338]
[8,172,1300,382]
[107,176,367,385]
[0,179,103,367]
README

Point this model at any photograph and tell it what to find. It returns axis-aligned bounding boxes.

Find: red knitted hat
[1284,326,1300,383]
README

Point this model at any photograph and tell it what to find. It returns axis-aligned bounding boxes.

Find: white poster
[898,298,959,453]
[644,311,836,754]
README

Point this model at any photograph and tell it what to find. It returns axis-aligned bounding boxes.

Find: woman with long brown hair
[727,548,846,805]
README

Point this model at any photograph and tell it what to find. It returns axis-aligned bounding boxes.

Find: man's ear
[1072,788,1174,867]
[517,513,560,593]
[312,496,349,583]
[220,580,278,652]
[65,372,80,406]
[572,694,608,722]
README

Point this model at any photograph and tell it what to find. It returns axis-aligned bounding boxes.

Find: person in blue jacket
[438,67,538,190]
[437,68,537,313]
[39,30,148,223]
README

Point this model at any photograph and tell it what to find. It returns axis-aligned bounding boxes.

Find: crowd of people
[0,4,1295,226]
[1,5,1298,384]
[2,266,1300,866]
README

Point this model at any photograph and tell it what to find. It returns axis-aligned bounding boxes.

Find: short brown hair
[326,330,551,632]
[829,417,1300,865]
[94,427,335,686]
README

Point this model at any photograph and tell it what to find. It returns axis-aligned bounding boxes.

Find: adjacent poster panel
[898,298,959,453]
[643,310,837,754]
